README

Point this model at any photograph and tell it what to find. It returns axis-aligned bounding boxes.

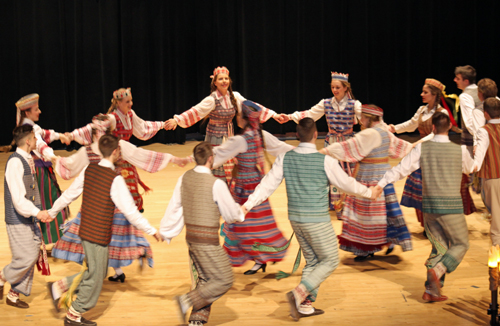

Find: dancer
[0,125,50,308]
[280,71,362,213]
[46,134,161,326]
[322,105,413,260]
[473,78,498,146]
[160,142,244,326]
[387,78,468,228]
[379,112,472,301]
[164,66,282,182]
[244,118,380,321]
[52,114,187,282]
[14,94,70,245]
[211,101,294,274]
[66,88,167,211]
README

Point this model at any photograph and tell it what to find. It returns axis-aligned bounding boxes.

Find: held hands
[273,114,290,124]
[369,185,383,201]
[387,124,396,133]
[59,133,71,145]
[37,210,53,223]
[164,119,178,130]
[50,156,60,166]
[241,206,248,215]
[153,231,163,242]
[172,156,189,168]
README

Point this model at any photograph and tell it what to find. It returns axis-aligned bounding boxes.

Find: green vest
[420,141,463,214]
[283,150,330,223]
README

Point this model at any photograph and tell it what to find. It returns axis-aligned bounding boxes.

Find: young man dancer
[0,125,50,308]
[46,134,161,326]
[378,112,472,302]
[160,142,244,326]
[243,118,381,321]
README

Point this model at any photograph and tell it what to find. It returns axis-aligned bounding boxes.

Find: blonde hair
[331,80,356,100]
[107,88,129,114]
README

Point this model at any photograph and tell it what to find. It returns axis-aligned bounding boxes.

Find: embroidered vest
[4,152,41,225]
[181,169,221,245]
[111,111,134,141]
[324,98,355,138]
[79,164,117,246]
[478,124,500,179]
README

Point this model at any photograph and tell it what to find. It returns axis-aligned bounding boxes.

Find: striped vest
[79,164,117,246]
[4,152,41,225]
[111,111,133,141]
[283,150,330,223]
[181,169,221,245]
[478,124,500,179]
[206,93,236,138]
[461,87,481,146]
[420,141,463,214]
[324,98,355,137]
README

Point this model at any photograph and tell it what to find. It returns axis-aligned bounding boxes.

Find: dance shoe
[64,316,97,326]
[354,253,374,262]
[108,273,126,283]
[6,297,29,308]
[46,282,61,313]
[422,292,448,302]
[427,269,442,296]
[385,244,394,255]
[297,308,325,318]
[244,263,267,275]
[286,291,300,321]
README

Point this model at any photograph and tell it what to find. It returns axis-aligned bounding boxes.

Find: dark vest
[4,152,41,224]
[79,164,117,246]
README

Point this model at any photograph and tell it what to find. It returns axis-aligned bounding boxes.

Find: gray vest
[181,169,221,245]
[4,152,41,225]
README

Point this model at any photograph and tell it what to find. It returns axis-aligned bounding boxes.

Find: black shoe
[423,230,427,238]
[354,253,374,262]
[385,245,394,255]
[64,316,97,326]
[46,282,60,313]
[108,273,126,283]
[244,263,267,275]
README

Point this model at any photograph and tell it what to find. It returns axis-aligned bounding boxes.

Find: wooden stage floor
[0,139,493,325]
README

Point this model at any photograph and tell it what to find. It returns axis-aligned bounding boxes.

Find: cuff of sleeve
[31,208,41,218]
[47,209,57,218]
[377,180,388,188]
[147,228,157,236]
[243,202,253,212]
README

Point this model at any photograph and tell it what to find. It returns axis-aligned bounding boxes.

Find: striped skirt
[400,168,423,211]
[52,211,153,268]
[117,161,146,211]
[223,179,287,266]
[35,165,68,244]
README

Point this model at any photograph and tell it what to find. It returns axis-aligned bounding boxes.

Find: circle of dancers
[0,64,498,325]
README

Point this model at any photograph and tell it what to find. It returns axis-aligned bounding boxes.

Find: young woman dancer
[387,78,475,228]
[211,101,293,274]
[165,66,282,183]
[321,105,413,260]
[280,72,362,214]
[52,114,187,282]
[66,88,168,212]
[14,94,70,246]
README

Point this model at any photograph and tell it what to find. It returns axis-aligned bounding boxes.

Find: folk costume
[378,134,473,301]
[212,101,294,270]
[324,106,413,258]
[16,94,68,245]
[170,67,278,183]
[468,115,500,245]
[243,121,373,321]
[0,147,44,308]
[68,88,165,211]
[47,159,157,325]
[160,165,244,325]
[287,72,362,212]
[52,115,175,272]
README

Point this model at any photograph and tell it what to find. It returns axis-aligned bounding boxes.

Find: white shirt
[471,97,500,145]
[159,166,245,243]
[288,96,362,124]
[48,159,157,235]
[5,148,41,218]
[394,105,449,134]
[212,130,294,168]
[22,118,57,160]
[469,119,500,172]
[459,84,479,134]
[377,135,475,188]
[243,142,372,211]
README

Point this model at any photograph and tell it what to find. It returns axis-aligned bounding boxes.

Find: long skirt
[205,134,234,184]
[223,179,287,266]
[52,211,153,268]
[35,165,68,244]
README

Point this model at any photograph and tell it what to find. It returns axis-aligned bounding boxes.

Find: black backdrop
[1,0,499,146]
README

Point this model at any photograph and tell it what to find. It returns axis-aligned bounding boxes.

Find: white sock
[113,267,124,277]
[7,290,19,302]
[67,306,82,322]
[249,263,262,271]
[298,300,314,315]
[433,262,447,279]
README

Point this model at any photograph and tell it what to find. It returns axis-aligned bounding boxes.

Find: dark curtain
[1,0,499,146]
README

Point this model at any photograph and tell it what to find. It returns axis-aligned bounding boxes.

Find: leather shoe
[286,291,300,321]
[46,282,60,313]
[422,292,448,302]
[108,273,126,283]
[6,297,29,308]
[297,308,325,318]
[64,316,97,326]
[244,263,266,275]
[385,244,394,255]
